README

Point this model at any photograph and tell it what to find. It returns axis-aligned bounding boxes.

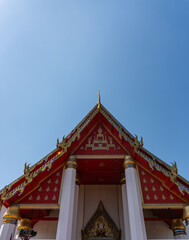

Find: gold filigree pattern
[82,201,120,240]
[84,126,116,151]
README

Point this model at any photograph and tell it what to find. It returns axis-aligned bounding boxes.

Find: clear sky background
[0,0,189,190]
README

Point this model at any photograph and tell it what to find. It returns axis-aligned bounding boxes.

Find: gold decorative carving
[52,195,56,201]
[24,162,33,184]
[170,194,174,200]
[36,195,41,201]
[152,186,156,192]
[48,179,52,184]
[153,194,158,200]
[143,178,147,183]
[44,195,48,201]
[29,195,33,200]
[134,135,143,151]
[160,186,164,192]
[170,161,178,182]
[161,194,166,200]
[17,218,32,231]
[150,178,154,183]
[146,195,150,200]
[82,201,120,240]
[85,126,116,151]
[99,162,105,167]
[171,219,186,236]
[1,186,8,201]
[56,138,60,148]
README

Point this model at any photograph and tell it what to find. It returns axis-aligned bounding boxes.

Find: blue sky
[0,0,189,189]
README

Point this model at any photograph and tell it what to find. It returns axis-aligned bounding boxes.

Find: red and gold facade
[0,98,189,240]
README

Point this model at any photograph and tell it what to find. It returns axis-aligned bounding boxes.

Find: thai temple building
[1,95,189,240]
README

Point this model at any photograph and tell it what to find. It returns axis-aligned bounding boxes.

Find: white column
[124,155,147,240]
[183,206,189,239]
[0,206,20,240]
[121,174,131,240]
[72,174,80,240]
[76,185,84,240]
[56,156,77,240]
[118,185,125,240]
[14,220,20,239]
[0,205,6,227]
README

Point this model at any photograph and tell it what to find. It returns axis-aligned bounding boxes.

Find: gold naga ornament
[24,162,33,184]
[134,134,143,151]
[170,161,178,183]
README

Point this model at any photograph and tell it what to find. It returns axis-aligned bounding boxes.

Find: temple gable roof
[1,103,189,206]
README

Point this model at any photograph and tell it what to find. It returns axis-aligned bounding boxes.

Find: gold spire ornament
[97,91,101,110]
[56,138,60,148]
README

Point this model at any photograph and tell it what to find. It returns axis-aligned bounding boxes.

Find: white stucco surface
[33,221,57,239]
[82,185,120,229]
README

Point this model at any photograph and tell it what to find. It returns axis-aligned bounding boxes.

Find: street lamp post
[19,229,37,240]
[17,218,37,240]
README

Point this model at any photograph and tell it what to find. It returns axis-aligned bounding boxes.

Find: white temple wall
[145,220,174,239]
[32,221,57,239]
[15,185,188,240]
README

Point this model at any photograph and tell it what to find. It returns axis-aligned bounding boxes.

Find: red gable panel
[138,166,185,204]
[18,168,63,204]
[74,124,126,155]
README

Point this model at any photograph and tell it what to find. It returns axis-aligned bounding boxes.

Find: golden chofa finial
[97,91,101,110]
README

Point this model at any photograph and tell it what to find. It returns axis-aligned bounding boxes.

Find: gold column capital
[65,156,77,169]
[17,218,32,231]
[3,206,20,225]
[123,155,136,169]
[171,219,186,236]
[183,205,189,225]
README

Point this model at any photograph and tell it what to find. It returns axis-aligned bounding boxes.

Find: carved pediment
[75,124,126,155]
[82,201,120,240]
